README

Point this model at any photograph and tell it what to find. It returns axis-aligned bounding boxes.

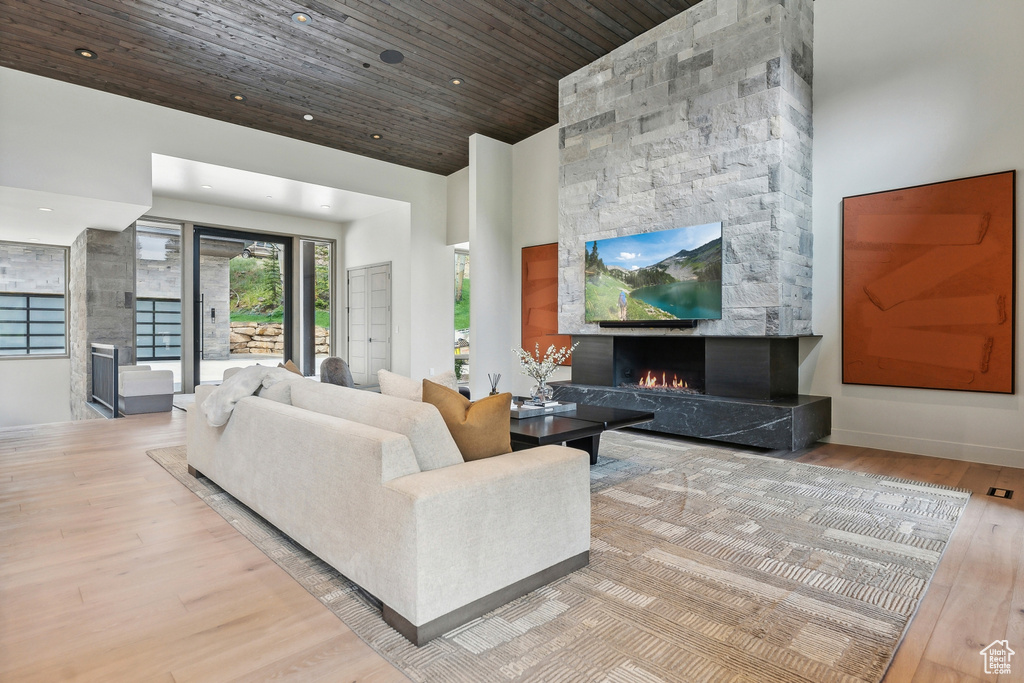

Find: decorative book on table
[510,401,577,419]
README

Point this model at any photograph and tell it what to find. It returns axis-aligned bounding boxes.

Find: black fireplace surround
[551,335,831,450]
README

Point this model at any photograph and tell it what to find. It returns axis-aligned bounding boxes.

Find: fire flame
[636,370,689,389]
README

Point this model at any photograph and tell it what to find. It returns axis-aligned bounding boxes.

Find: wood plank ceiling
[0,0,700,175]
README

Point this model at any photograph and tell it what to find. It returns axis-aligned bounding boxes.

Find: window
[136,219,183,389]
[0,242,68,357]
[136,298,182,360]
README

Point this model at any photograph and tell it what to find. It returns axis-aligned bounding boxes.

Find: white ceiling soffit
[0,186,148,246]
[151,154,404,223]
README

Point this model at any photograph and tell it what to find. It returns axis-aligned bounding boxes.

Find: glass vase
[530,379,554,403]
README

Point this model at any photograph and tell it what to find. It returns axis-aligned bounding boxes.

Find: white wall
[0,68,451,420]
[0,358,71,428]
[0,68,446,212]
[812,0,1024,465]
[446,167,469,246]
[149,197,346,240]
[448,125,571,397]
[468,135,516,398]
[511,125,570,396]
[342,205,413,376]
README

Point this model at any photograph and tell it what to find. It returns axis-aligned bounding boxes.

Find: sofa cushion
[422,381,513,461]
[258,378,302,404]
[289,381,463,472]
[378,369,458,401]
[119,369,173,397]
[121,365,152,373]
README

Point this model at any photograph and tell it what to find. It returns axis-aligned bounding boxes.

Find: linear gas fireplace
[609,336,704,393]
[554,335,831,450]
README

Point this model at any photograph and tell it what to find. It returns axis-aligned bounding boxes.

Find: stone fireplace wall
[69,227,136,420]
[558,0,813,336]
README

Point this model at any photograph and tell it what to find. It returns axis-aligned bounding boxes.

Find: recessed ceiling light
[379,49,404,64]
[28,238,41,242]
[230,93,246,102]
[201,185,212,189]
[320,204,331,209]
[292,12,312,25]
[303,114,314,121]
[370,133,383,140]
[449,77,463,85]
[362,63,371,68]
[38,207,53,212]
[74,48,97,59]
[266,195,273,199]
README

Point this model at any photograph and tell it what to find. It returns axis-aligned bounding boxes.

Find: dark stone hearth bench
[550,381,831,451]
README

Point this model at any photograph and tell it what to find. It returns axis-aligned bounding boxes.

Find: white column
[468,134,515,399]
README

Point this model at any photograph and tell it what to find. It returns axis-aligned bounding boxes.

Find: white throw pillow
[377,369,458,401]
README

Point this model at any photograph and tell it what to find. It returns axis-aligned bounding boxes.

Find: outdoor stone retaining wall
[136,229,181,299]
[0,243,66,293]
[229,322,329,355]
[558,0,814,336]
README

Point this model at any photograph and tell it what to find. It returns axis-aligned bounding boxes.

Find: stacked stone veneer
[229,322,330,355]
[199,255,231,360]
[69,228,136,420]
[0,243,66,293]
[136,229,181,299]
[558,0,813,336]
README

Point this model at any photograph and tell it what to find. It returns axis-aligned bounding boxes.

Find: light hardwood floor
[1,412,1021,681]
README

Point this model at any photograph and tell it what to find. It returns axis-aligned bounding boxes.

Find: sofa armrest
[380,445,591,625]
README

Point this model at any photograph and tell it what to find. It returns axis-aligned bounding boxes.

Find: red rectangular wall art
[842,170,1016,393]
[522,242,572,365]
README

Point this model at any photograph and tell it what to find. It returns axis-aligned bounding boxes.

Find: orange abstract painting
[842,171,1016,393]
[522,243,572,365]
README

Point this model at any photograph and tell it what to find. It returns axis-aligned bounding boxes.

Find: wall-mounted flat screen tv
[585,222,723,323]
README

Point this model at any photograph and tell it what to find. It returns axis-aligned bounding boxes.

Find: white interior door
[347,263,390,386]
[368,264,391,379]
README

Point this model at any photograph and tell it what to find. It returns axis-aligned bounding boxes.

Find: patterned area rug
[149,431,969,683]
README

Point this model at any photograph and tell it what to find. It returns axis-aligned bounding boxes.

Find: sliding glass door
[193,226,291,386]
[298,239,333,375]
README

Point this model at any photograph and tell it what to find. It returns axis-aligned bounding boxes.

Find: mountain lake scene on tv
[585,223,723,322]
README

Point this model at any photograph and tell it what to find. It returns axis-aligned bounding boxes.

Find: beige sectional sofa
[186,379,591,645]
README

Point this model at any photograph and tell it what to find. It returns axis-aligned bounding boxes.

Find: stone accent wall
[136,229,181,299]
[69,228,136,420]
[0,243,66,293]
[558,0,813,336]
[229,322,330,355]
[199,255,230,360]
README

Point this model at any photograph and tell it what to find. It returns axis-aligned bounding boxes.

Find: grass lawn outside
[455,278,470,330]
[231,310,331,328]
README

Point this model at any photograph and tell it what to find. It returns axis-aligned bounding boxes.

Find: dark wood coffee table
[509,403,654,465]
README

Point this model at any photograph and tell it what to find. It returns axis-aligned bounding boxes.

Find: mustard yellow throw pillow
[421,380,512,461]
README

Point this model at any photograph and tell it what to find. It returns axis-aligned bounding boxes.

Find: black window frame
[0,241,69,360]
[0,292,68,357]
[136,297,182,361]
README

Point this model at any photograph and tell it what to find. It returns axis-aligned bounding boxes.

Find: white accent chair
[118,365,174,414]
